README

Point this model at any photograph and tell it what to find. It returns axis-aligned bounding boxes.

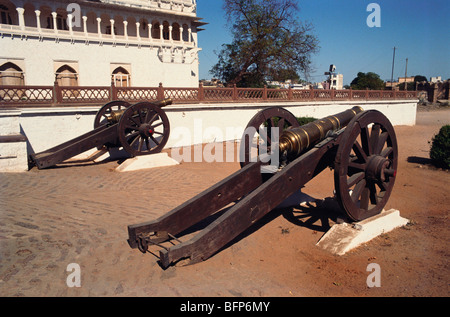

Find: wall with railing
[1,83,418,172]
[0,82,418,107]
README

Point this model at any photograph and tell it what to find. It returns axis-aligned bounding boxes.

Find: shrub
[430,125,450,169]
[296,116,317,126]
[264,116,317,129]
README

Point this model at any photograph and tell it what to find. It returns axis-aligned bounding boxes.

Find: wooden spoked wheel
[117,102,170,157]
[94,100,131,128]
[334,110,398,221]
[240,107,300,169]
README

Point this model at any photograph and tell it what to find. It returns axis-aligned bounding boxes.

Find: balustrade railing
[0,82,418,108]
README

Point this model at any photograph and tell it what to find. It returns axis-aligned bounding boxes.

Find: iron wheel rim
[94,100,131,128]
[117,102,170,156]
[334,110,398,221]
[240,107,300,168]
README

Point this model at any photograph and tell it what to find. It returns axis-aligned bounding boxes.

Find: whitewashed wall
[0,38,199,87]
[0,100,417,172]
[21,100,417,150]
[0,109,28,171]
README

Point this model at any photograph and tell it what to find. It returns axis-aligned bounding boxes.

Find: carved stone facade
[0,0,205,87]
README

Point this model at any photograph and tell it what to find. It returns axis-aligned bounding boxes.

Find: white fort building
[0,0,205,87]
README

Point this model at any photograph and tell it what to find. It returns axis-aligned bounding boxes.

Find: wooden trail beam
[127,161,264,250]
[157,133,342,268]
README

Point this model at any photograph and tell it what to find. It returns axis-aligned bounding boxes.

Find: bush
[430,125,450,169]
[264,116,317,129]
[296,116,317,126]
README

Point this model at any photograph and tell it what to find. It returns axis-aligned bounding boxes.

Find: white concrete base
[316,209,409,255]
[115,152,179,172]
[0,109,28,172]
[0,141,29,172]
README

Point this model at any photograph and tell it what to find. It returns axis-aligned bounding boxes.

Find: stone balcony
[0,23,196,50]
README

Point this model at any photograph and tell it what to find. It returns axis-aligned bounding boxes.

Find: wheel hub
[139,123,154,138]
[366,155,394,182]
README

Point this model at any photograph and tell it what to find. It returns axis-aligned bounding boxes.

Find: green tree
[414,75,427,83]
[398,82,416,91]
[210,0,319,87]
[350,72,385,90]
[430,125,450,169]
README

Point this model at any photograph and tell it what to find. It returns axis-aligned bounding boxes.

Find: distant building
[290,83,308,90]
[430,76,442,83]
[0,0,205,87]
[323,65,343,90]
[398,77,414,83]
[329,73,343,90]
[200,78,223,87]
[386,76,414,89]
[313,82,324,89]
[267,80,290,89]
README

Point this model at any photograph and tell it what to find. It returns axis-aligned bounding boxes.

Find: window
[162,21,169,40]
[182,24,189,42]
[0,62,25,86]
[46,14,68,30]
[55,65,78,86]
[0,4,12,25]
[172,23,180,41]
[112,67,130,87]
[139,20,148,38]
[152,21,160,39]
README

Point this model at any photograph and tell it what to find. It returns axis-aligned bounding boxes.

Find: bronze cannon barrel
[107,98,173,124]
[279,106,364,156]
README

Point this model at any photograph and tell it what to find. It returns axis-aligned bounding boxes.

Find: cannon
[127,106,398,268]
[29,99,172,169]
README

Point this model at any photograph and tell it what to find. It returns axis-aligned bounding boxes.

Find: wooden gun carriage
[127,106,398,268]
[29,99,172,169]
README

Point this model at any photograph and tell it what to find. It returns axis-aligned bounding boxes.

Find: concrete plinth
[115,152,179,172]
[316,209,409,255]
[0,109,28,172]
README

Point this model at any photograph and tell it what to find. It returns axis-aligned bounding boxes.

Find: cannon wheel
[117,101,170,157]
[240,107,300,168]
[334,110,398,221]
[94,100,131,128]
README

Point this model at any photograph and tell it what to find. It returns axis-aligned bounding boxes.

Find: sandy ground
[0,106,448,298]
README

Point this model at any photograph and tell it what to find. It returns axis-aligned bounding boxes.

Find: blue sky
[197,0,449,85]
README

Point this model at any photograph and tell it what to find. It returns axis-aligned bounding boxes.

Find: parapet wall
[0,100,417,172]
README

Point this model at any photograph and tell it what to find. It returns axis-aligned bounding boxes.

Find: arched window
[0,4,13,25]
[162,21,169,40]
[182,24,189,42]
[85,11,97,33]
[151,21,160,39]
[55,65,78,86]
[46,13,68,30]
[111,15,124,36]
[0,62,25,86]
[172,23,180,41]
[112,66,130,87]
[139,19,149,38]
